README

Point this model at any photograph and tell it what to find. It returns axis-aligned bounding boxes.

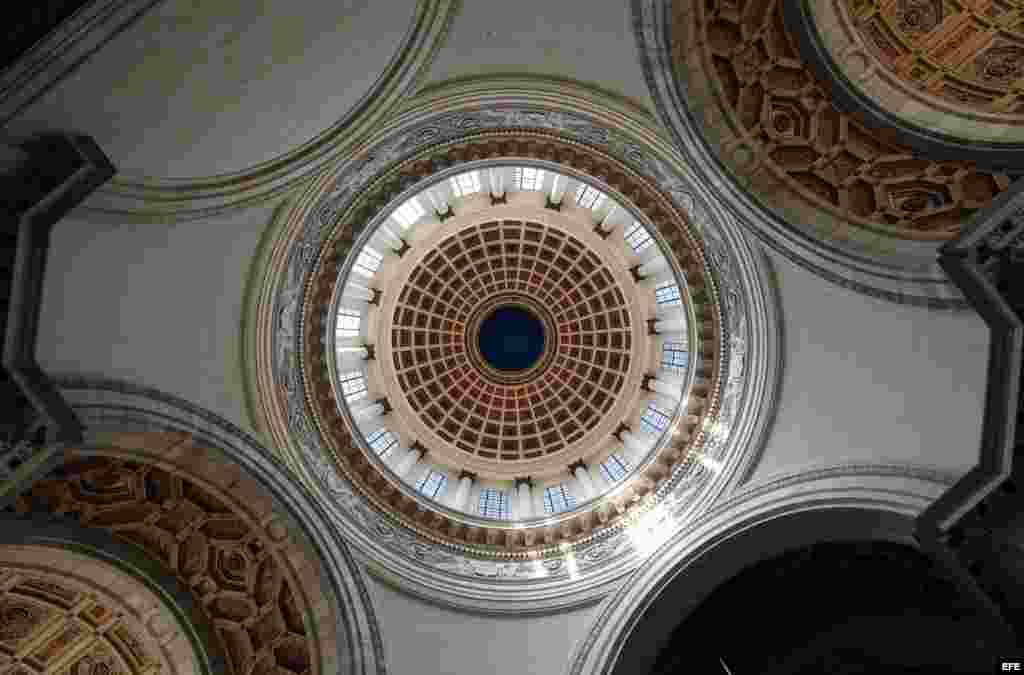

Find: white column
[655,305,687,322]
[383,444,408,470]
[448,475,473,511]
[517,482,533,519]
[336,348,368,370]
[649,375,683,401]
[372,226,406,254]
[393,448,422,478]
[573,466,597,500]
[591,464,613,491]
[638,255,669,279]
[621,430,652,464]
[533,487,547,517]
[357,413,387,436]
[342,284,375,302]
[653,318,687,336]
[488,167,504,197]
[351,401,385,422]
[550,175,567,205]
[336,336,365,350]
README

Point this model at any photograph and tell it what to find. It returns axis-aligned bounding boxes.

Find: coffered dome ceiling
[385,216,638,467]
[253,78,781,613]
[634,0,1024,306]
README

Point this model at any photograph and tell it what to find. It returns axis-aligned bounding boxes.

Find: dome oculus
[477,306,545,372]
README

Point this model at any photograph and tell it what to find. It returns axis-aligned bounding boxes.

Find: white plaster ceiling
[751,248,989,484]
[5,0,415,178]
[422,0,655,114]
[36,204,273,436]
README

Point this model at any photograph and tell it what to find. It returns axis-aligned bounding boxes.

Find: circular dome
[255,80,782,612]
[322,159,702,534]
[387,217,635,466]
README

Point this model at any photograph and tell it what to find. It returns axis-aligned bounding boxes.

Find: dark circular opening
[478,306,545,371]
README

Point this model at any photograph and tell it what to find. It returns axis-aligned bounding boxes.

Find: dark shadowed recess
[647,541,1009,674]
[2,2,91,72]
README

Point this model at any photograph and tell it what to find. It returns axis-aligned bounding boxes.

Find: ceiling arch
[3,377,387,675]
[4,0,458,222]
[568,465,960,675]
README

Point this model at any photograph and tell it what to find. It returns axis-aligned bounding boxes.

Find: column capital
[458,469,477,482]
[567,459,587,475]
[514,476,533,488]
[613,423,631,442]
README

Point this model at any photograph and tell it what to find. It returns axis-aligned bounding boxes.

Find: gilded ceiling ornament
[894,0,944,35]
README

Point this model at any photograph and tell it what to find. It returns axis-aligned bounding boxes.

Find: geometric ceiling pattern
[392,219,633,461]
[697,0,1016,239]
[0,571,160,675]
[11,457,312,675]
[850,0,1024,119]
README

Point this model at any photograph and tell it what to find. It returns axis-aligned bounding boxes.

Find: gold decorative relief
[0,573,155,675]
[12,456,316,675]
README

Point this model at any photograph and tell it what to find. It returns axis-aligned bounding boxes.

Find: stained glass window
[575,184,607,210]
[366,429,398,459]
[392,198,425,228]
[599,453,632,483]
[450,171,481,197]
[655,281,682,306]
[624,221,654,254]
[478,488,511,519]
[639,402,671,435]
[415,470,448,498]
[662,342,689,375]
[543,483,578,514]
[512,167,545,191]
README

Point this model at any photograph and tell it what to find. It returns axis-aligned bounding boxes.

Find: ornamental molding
[630,0,1022,307]
[14,377,387,675]
[0,0,165,126]
[801,0,1024,147]
[568,462,957,675]
[0,539,205,675]
[250,76,782,614]
[65,0,459,223]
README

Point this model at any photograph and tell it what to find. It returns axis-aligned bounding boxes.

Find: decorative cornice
[0,0,165,125]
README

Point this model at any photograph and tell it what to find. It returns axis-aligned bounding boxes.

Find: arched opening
[610,508,1014,674]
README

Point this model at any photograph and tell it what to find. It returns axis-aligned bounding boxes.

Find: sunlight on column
[560,543,581,580]
[628,503,670,557]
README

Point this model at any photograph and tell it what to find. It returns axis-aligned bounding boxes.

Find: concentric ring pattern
[391,219,633,461]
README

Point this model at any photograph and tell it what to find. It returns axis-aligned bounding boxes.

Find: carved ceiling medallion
[688,0,1019,239]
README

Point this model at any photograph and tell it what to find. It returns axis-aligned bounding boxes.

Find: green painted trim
[238,197,294,453]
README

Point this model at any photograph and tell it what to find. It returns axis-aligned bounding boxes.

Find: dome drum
[302,132,725,555]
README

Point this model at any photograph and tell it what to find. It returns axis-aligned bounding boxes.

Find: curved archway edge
[31,375,388,675]
[569,466,956,675]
